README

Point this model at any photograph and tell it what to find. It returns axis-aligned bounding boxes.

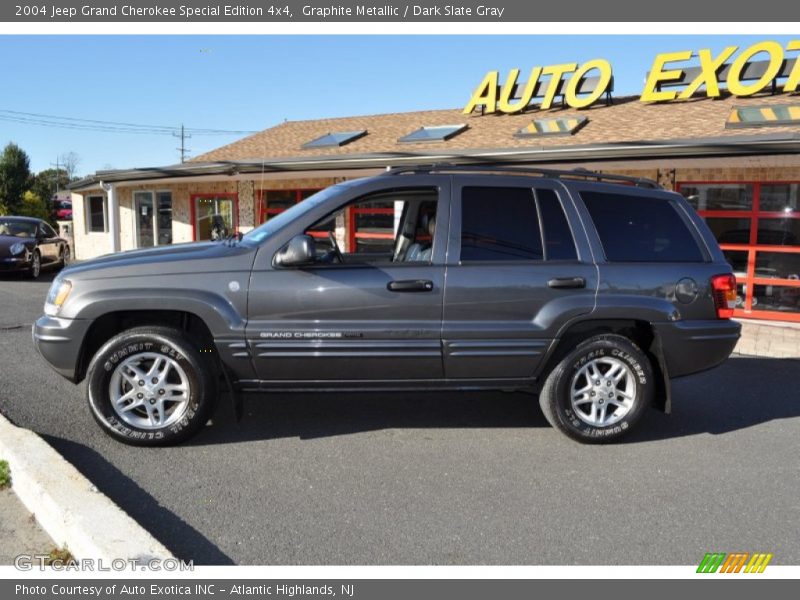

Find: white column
[102,182,121,253]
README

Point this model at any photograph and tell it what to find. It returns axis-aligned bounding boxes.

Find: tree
[0,142,32,215]
[59,151,81,181]
[30,168,71,207]
[18,190,49,221]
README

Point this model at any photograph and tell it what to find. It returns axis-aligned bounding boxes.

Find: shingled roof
[192,93,800,163]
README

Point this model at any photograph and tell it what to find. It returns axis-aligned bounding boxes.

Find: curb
[0,412,173,563]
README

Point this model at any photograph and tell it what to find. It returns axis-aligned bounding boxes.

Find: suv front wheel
[538,334,653,443]
[86,326,217,446]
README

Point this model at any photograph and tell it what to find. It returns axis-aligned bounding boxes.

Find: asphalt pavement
[0,271,798,565]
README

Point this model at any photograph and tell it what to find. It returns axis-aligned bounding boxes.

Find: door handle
[547,276,586,289]
[387,279,434,292]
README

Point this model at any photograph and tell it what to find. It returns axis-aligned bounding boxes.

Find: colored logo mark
[697,552,773,573]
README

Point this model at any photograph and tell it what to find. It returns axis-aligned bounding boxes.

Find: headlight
[9,242,26,255]
[44,278,72,316]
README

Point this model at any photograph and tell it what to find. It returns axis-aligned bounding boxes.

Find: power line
[0,109,258,136]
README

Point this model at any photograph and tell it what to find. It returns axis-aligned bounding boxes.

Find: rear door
[442,177,598,380]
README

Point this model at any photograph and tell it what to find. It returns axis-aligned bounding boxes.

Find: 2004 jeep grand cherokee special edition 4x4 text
[33,166,741,446]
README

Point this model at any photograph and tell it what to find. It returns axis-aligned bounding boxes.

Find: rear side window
[460,187,543,261]
[581,191,705,262]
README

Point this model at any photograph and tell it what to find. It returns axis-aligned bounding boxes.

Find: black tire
[60,245,71,267]
[27,250,41,279]
[538,334,654,444]
[86,326,217,446]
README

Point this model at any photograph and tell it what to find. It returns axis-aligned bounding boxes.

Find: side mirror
[274,234,316,267]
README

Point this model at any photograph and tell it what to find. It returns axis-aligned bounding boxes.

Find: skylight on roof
[302,130,367,149]
[726,105,800,129]
[398,124,468,143]
[514,116,588,138]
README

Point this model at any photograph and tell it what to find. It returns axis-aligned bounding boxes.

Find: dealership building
[69,73,800,325]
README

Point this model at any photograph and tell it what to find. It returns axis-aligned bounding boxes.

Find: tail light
[711,273,737,319]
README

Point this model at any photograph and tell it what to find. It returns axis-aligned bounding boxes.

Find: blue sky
[0,35,795,175]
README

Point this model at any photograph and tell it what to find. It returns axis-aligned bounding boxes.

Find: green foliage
[0,459,10,489]
[18,190,50,221]
[30,168,71,208]
[0,143,32,215]
[45,546,76,566]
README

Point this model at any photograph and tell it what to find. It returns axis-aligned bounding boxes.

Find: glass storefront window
[751,284,800,314]
[704,217,752,245]
[258,189,322,223]
[722,250,749,274]
[679,184,753,211]
[263,190,296,211]
[755,251,800,281]
[678,180,800,322]
[755,218,800,246]
[759,184,800,213]
[194,195,236,241]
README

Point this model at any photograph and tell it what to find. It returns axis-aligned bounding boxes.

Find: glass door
[134,191,155,248]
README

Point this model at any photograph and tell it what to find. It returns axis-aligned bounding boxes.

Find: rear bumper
[32,315,90,382]
[653,319,741,378]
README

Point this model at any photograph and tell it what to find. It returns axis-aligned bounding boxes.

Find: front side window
[460,186,544,262]
[303,188,438,265]
[86,195,107,233]
[581,191,704,262]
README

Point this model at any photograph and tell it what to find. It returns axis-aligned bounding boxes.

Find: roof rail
[383,163,661,189]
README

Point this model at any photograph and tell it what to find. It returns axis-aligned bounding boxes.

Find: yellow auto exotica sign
[464,40,800,114]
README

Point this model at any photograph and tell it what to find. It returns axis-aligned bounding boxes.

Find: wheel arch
[539,318,671,413]
[75,309,217,384]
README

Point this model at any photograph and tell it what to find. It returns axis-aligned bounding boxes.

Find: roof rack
[383,164,661,189]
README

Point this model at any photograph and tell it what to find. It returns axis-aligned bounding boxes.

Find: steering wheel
[328,231,344,264]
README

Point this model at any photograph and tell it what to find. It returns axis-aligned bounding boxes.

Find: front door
[442,178,598,380]
[246,181,449,384]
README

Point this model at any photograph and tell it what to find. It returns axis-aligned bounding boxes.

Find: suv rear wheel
[86,326,217,446]
[538,334,653,443]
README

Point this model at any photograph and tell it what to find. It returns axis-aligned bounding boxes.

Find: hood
[64,241,257,280]
[0,235,34,257]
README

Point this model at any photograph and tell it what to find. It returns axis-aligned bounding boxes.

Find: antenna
[173,124,192,163]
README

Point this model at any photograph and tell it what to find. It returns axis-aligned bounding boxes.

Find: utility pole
[49,157,61,197]
[173,124,191,163]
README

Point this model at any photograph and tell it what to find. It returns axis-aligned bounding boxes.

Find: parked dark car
[0,216,71,279]
[33,166,740,446]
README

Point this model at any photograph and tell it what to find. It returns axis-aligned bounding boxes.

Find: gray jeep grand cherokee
[33,166,740,446]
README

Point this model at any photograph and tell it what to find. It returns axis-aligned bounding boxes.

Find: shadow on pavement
[190,356,800,446]
[0,271,58,284]
[41,435,235,565]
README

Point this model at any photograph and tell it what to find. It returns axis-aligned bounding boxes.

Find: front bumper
[0,256,32,272]
[32,315,91,382]
[653,319,741,378]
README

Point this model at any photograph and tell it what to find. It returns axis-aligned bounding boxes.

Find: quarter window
[581,191,704,262]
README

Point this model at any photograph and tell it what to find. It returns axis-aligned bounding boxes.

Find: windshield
[241,182,358,245]
[0,219,37,238]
